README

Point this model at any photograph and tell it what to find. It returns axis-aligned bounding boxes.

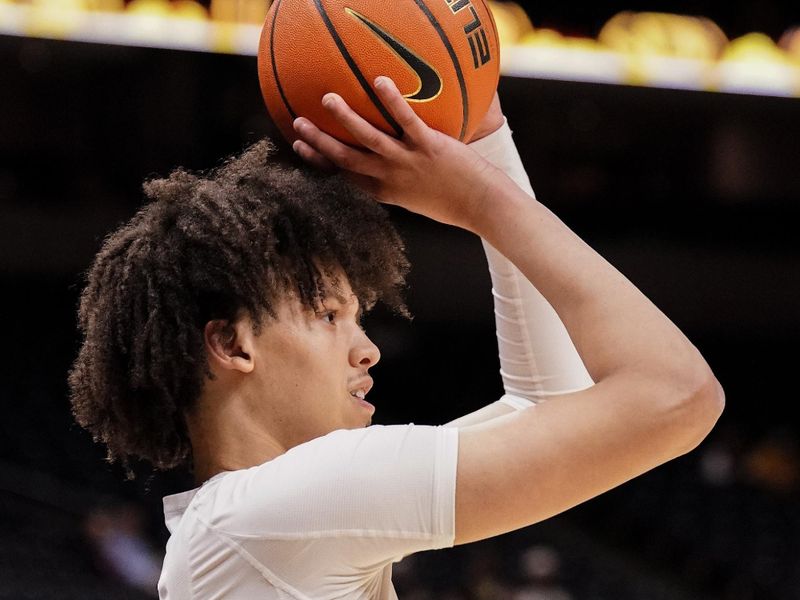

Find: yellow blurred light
[519,29,606,54]
[26,0,90,37]
[488,1,533,47]
[126,0,171,16]
[3,0,800,97]
[125,0,212,47]
[717,32,800,96]
[239,0,269,24]
[723,32,791,63]
[210,0,269,25]
[507,28,626,85]
[171,0,207,20]
[126,0,207,20]
[599,11,727,60]
[210,21,237,52]
[210,0,237,23]
[29,0,91,10]
[85,0,124,11]
[519,28,563,47]
[597,11,728,88]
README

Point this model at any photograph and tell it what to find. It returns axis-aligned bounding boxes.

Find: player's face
[249,274,380,447]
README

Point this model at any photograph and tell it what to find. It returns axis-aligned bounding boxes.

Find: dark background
[508,0,797,40]
[1,0,799,598]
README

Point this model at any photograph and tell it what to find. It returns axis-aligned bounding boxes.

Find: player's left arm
[445,94,593,428]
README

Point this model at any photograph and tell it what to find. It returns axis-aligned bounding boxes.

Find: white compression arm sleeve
[468,119,594,408]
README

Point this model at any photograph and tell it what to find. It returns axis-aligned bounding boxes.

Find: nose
[350,328,381,369]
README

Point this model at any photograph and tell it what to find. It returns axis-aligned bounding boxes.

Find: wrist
[468,117,538,202]
[467,117,522,172]
[466,93,505,143]
[468,116,510,155]
[460,163,525,239]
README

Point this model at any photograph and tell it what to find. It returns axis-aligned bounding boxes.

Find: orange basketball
[257,0,500,146]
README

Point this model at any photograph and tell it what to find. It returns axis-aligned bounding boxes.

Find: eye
[323,311,337,324]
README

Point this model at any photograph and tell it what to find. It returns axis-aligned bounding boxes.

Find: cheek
[258,319,348,393]
[256,331,308,387]
[263,330,332,387]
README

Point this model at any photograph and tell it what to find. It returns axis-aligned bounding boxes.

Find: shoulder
[194,424,459,538]
[240,424,458,477]
[289,423,456,464]
[265,424,458,495]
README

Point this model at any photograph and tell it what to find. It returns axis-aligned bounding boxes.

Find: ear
[204,318,255,374]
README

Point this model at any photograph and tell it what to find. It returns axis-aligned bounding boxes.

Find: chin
[346,417,371,429]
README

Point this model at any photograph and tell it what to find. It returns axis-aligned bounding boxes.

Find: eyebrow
[321,292,363,321]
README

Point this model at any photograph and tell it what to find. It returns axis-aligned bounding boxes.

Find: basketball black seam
[270,0,297,121]
[485,3,500,67]
[411,0,469,141]
[312,0,403,137]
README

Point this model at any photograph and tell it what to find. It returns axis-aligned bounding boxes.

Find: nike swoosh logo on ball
[345,8,443,102]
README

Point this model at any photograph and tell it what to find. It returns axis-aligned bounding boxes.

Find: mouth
[349,378,375,414]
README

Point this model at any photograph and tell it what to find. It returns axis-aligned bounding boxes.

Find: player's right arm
[292,76,725,547]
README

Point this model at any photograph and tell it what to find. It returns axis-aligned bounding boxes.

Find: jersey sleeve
[207,424,458,571]
[468,119,594,404]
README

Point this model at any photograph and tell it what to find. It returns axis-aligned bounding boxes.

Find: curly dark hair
[68,139,410,472]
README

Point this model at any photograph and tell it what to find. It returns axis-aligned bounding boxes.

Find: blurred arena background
[1,0,799,598]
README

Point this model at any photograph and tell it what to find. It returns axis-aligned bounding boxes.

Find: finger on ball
[322,93,397,155]
[373,76,427,141]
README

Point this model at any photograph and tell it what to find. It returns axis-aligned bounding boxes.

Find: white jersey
[158,424,459,600]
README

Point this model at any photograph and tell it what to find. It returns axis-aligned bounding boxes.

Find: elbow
[673,370,726,455]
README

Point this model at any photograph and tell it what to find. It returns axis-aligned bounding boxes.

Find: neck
[186,390,287,486]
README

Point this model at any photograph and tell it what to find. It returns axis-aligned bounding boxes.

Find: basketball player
[69,77,724,599]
